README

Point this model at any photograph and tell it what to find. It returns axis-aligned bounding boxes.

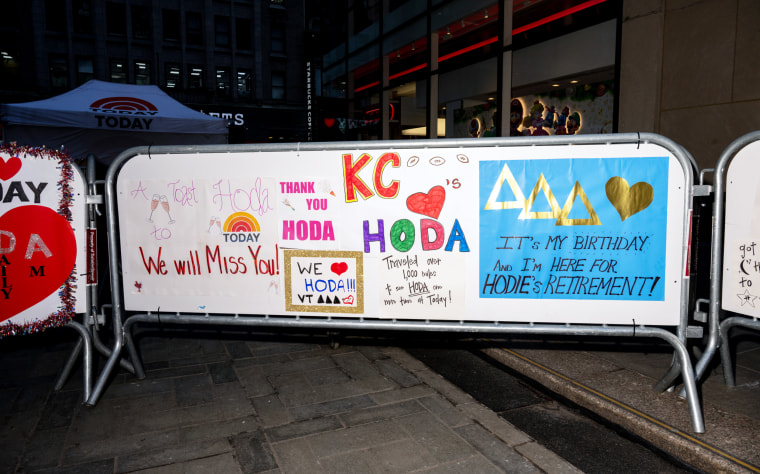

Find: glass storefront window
[511,76,615,136]
[316,0,618,142]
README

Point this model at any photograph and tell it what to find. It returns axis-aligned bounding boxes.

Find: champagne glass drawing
[148,194,160,222]
[207,216,217,233]
[160,195,175,224]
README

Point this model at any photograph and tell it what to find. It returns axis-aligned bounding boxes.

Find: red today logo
[0,206,77,322]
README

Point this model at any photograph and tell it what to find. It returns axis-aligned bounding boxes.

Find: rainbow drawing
[223,212,261,232]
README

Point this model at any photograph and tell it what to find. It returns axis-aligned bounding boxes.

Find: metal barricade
[89,133,704,433]
[691,131,760,387]
[0,144,93,401]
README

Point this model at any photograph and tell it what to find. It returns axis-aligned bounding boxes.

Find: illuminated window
[216,67,230,96]
[166,64,180,89]
[189,66,204,89]
[135,61,151,85]
[237,69,252,98]
[110,59,126,83]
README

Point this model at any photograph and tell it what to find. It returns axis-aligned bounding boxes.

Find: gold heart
[605,177,653,221]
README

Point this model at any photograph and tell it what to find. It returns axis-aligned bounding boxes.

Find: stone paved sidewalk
[1,328,579,473]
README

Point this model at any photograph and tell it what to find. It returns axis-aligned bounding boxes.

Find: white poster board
[722,140,760,316]
[115,142,687,325]
[0,146,87,336]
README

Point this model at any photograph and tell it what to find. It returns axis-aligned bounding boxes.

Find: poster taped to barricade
[115,141,687,325]
[721,140,760,317]
[0,144,87,337]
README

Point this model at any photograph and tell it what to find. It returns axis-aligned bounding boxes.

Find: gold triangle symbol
[556,181,601,226]
[520,173,562,220]
[484,163,526,210]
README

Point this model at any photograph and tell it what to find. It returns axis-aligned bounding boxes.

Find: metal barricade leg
[86,337,122,406]
[124,319,146,380]
[653,355,681,393]
[54,337,82,391]
[718,317,760,387]
[719,320,736,387]
[56,321,93,402]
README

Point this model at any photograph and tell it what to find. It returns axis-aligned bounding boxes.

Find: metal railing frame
[690,131,760,387]
[87,133,704,433]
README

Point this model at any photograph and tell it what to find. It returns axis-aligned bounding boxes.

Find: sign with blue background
[479,156,669,301]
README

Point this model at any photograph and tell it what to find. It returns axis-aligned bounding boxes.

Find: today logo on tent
[89,96,157,131]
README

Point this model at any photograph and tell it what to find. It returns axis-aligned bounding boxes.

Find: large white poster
[722,140,760,317]
[116,142,687,325]
[0,145,87,336]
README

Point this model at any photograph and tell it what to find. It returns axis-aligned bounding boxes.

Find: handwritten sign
[285,250,362,313]
[115,143,687,325]
[722,140,760,317]
[377,252,465,317]
[479,157,668,301]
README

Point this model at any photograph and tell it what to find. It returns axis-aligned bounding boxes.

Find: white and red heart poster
[0,145,86,337]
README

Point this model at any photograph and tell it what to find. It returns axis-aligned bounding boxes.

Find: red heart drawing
[331,261,348,276]
[342,295,354,305]
[324,118,336,128]
[0,206,77,322]
[406,185,446,219]
[0,156,22,181]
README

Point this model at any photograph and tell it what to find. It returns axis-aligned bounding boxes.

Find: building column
[497,0,513,137]
[382,54,390,140]
[427,31,439,139]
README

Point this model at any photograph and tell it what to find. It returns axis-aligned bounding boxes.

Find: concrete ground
[1,327,579,473]
[478,330,760,473]
[2,324,758,473]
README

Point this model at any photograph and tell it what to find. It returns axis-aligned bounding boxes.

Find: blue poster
[479,156,669,300]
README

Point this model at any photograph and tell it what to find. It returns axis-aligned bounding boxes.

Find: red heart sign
[331,261,348,276]
[324,118,336,128]
[0,206,77,322]
[406,185,446,219]
[0,156,22,181]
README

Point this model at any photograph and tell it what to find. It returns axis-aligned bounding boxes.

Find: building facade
[0,0,307,143]
[1,0,757,170]
[307,0,760,172]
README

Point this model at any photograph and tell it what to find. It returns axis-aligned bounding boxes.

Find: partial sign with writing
[0,146,87,336]
[722,140,760,316]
